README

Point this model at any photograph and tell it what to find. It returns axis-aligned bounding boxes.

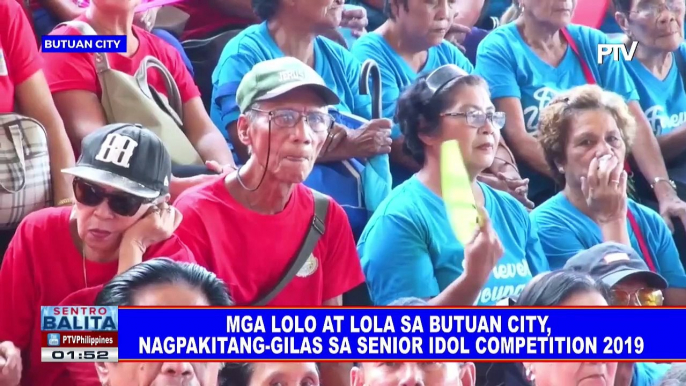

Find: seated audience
[221,362,320,386]
[0,124,193,386]
[175,0,256,40]
[211,0,390,164]
[477,0,686,221]
[92,258,231,386]
[175,58,364,385]
[1,0,76,205]
[350,0,474,184]
[564,242,672,386]
[358,65,549,306]
[531,85,686,304]
[614,0,686,262]
[42,0,234,170]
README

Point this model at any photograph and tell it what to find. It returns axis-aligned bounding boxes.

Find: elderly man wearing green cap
[176,56,365,385]
[175,56,365,304]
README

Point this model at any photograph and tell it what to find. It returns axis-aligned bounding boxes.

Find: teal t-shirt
[475,23,638,198]
[530,192,686,288]
[351,33,473,185]
[358,176,549,306]
[625,43,686,136]
[633,363,671,386]
[210,22,372,141]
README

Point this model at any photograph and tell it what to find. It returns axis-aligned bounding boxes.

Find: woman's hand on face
[581,154,628,224]
[463,208,504,285]
[445,22,470,53]
[0,341,21,386]
[123,202,183,251]
[340,7,368,37]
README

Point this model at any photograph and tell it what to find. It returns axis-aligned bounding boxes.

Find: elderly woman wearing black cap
[564,242,671,386]
[0,124,194,386]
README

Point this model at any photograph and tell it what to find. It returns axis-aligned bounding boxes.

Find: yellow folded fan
[440,140,482,245]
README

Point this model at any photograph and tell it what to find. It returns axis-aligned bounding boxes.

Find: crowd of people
[0,0,684,384]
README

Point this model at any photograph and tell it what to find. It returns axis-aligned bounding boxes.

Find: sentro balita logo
[42,36,126,53]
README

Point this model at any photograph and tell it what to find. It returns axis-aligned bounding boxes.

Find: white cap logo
[604,252,630,264]
[94,133,138,168]
[279,70,305,82]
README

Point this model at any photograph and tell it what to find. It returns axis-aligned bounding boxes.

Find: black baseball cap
[62,124,171,199]
[564,242,667,289]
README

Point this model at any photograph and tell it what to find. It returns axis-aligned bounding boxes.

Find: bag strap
[561,28,636,178]
[135,56,184,118]
[251,190,330,306]
[55,21,112,73]
[560,27,596,85]
[627,210,657,272]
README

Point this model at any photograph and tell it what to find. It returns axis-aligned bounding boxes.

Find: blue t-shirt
[351,33,473,184]
[475,23,638,198]
[626,43,686,136]
[530,193,686,288]
[358,176,549,306]
[633,363,671,386]
[210,22,372,142]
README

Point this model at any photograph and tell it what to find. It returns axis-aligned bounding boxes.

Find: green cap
[236,57,340,113]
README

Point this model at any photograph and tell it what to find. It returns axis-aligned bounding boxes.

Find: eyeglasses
[632,0,685,17]
[441,111,507,129]
[250,108,334,133]
[73,178,153,217]
[612,287,664,306]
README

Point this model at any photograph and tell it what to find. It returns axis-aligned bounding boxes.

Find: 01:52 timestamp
[52,350,109,360]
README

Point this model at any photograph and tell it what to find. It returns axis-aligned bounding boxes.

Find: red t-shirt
[174,178,365,306]
[176,0,250,40]
[0,206,196,386]
[43,19,200,103]
[0,0,42,113]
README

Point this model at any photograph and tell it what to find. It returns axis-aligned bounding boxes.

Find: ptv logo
[597,41,638,65]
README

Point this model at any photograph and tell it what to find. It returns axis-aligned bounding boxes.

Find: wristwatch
[650,177,677,191]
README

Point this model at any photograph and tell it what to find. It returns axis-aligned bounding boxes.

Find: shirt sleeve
[0,220,37,350]
[143,235,197,264]
[644,209,686,288]
[474,32,522,99]
[42,50,99,94]
[2,1,42,85]
[213,51,259,129]
[320,199,365,301]
[358,213,440,305]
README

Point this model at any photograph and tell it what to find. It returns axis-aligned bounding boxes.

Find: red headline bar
[42,331,118,348]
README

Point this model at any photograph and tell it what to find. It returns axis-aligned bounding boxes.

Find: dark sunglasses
[73,178,154,217]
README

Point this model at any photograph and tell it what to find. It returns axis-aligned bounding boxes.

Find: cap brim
[62,166,160,199]
[601,268,668,289]
[255,82,340,107]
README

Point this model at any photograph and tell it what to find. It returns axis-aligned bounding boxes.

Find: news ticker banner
[42,307,686,362]
[42,36,126,53]
[41,306,118,362]
[113,307,684,361]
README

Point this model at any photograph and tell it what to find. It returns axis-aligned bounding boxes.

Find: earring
[558,167,564,173]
